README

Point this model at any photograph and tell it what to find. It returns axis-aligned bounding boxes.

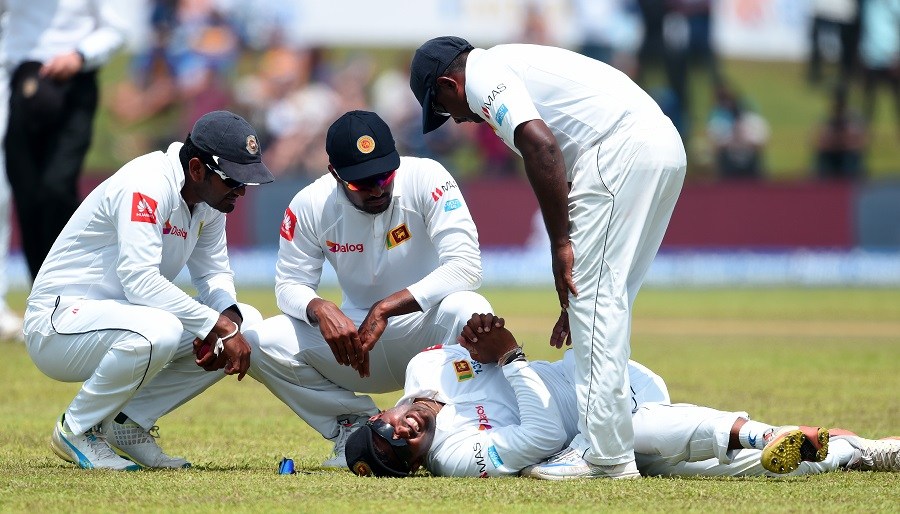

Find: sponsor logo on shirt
[431,180,458,202]
[495,104,508,126]
[163,220,188,239]
[454,359,474,381]
[280,208,297,241]
[481,106,490,119]
[385,223,411,249]
[130,193,158,224]
[326,240,364,253]
[422,344,443,352]
[482,83,506,113]
[443,199,461,212]
[472,442,489,478]
[487,445,503,468]
[475,404,492,430]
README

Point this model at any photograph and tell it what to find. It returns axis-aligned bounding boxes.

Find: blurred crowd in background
[104,0,897,183]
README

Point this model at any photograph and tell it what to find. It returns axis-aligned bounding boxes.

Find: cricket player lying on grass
[345,313,900,478]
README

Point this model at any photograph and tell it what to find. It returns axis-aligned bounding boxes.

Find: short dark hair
[179,134,215,173]
[445,53,467,76]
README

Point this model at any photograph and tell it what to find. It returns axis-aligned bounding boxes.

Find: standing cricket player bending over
[410,36,687,479]
[345,313,900,478]
[115,110,492,469]
[24,111,273,470]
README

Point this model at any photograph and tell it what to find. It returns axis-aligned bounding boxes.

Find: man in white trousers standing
[410,36,687,479]
[24,110,273,470]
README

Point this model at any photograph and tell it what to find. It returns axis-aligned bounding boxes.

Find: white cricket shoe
[0,308,23,342]
[50,414,141,471]
[520,446,640,480]
[761,425,829,474]
[837,433,900,472]
[321,415,367,469]
[102,418,191,469]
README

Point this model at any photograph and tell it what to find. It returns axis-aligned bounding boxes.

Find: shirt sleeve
[465,50,542,156]
[111,180,219,338]
[274,190,325,324]
[78,0,128,70]
[186,211,239,315]
[405,159,483,311]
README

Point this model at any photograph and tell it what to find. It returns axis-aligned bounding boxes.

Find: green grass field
[1,287,898,513]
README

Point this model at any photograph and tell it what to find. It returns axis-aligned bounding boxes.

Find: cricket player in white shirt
[24,111,274,470]
[345,314,900,479]
[410,36,687,479]
[117,110,492,469]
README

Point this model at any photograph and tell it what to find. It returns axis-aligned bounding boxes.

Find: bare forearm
[516,121,570,247]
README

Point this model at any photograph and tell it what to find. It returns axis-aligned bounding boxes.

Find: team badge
[280,208,297,241]
[246,135,259,155]
[357,135,375,154]
[386,224,411,249]
[352,461,373,476]
[454,360,474,381]
[130,192,158,224]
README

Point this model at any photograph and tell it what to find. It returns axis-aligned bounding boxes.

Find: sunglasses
[432,100,451,117]
[341,170,397,192]
[368,419,413,471]
[205,162,246,189]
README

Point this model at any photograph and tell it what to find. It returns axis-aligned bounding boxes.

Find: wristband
[498,346,526,366]
[213,323,240,356]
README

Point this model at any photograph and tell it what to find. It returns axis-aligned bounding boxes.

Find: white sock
[738,420,776,450]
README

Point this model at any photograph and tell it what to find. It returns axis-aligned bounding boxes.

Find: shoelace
[865,440,900,471]
[86,427,121,460]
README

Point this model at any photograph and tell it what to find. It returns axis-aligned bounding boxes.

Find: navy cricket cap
[410,36,474,134]
[325,110,401,182]
[190,110,274,185]
[345,421,412,478]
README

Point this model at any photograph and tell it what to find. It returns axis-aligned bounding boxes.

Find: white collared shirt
[275,156,483,323]
[0,0,128,70]
[27,142,237,339]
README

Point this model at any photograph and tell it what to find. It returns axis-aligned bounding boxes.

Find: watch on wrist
[499,346,526,366]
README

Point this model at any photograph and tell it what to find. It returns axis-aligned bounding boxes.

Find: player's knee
[143,311,185,355]
[439,291,493,321]
[237,302,264,329]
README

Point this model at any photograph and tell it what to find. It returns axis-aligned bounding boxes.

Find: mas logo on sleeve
[386,223,411,249]
[130,193,158,224]
[280,208,297,241]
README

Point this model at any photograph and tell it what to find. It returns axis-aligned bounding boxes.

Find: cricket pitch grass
[1,287,898,513]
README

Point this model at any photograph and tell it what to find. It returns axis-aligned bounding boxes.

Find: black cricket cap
[325,110,401,182]
[409,36,474,134]
[190,110,274,185]
[345,423,411,478]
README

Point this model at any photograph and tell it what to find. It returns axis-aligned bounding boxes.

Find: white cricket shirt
[464,44,667,181]
[27,142,238,339]
[400,345,670,477]
[0,0,128,70]
[275,156,483,323]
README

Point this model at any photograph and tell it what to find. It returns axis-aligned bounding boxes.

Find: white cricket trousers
[121,290,492,441]
[633,403,844,477]
[24,298,262,435]
[566,117,686,465]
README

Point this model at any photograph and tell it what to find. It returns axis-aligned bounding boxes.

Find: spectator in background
[1,0,128,280]
[807,0,861,86]
[571,0,643,78]
[814,83,868,179]
[858,0,900,133]
[235,43,341,178]
[707,79,769,179]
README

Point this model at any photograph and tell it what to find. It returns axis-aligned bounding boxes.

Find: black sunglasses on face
[368,419,413,470]
[205,162,246,189]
